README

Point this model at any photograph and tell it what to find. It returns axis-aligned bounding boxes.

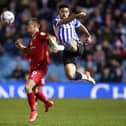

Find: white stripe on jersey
[53,17,80,44]
[67,23,71,42]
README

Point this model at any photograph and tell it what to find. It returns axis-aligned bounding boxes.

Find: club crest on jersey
[40,32,46,36]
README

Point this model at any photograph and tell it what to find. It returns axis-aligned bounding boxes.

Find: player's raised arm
[57,12,86,26]
[16,38,30,53]
[78,23,92,44]
[78,23,91,37]
[54,4,86,26]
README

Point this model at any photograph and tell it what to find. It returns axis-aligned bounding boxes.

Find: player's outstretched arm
[78,23,90,37]
[16,38,30,54]
[78,23,92,44]
[57,12,86,25]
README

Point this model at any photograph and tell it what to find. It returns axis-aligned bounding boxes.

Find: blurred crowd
[0,0,126,83]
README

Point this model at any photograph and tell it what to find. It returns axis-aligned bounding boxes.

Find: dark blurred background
[0,0,126,83]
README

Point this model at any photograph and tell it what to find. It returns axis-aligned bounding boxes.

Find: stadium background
[0,0,126,126]
[0,0,126,83]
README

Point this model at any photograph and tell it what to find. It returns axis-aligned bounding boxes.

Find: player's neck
[32,29,39,36]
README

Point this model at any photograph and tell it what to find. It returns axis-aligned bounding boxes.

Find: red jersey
[25,32,50,70]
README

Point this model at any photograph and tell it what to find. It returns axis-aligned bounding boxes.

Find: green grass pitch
[0,99,126,126]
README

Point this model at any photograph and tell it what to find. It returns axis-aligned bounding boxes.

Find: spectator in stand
[82,53,97,75]
[47,72,58,82]
[112,66,123,82]
[100,67,112,82]
[0,0,126,82]
[11,64,26,80]
[93,44,105,67]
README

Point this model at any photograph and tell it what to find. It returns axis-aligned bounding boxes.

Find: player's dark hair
[57,3,70,12]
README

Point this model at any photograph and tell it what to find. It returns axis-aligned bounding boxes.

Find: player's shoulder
[35,31,47,36]
[40,32,47,36]
[52,16,60,25]
[53,16,60,21]
[73,18,79,22]
[72,18,80,27]
[39,32,48,39]
[33,32,48,40]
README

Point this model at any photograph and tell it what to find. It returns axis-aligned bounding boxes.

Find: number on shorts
[31,71,37,78]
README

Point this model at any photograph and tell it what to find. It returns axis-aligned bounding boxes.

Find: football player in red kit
[16,18,63,122]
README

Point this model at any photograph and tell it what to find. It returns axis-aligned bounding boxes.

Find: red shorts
[29,67,48,86]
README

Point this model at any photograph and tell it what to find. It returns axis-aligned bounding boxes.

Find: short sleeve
[74,19,81,28]
[52,18,60,27]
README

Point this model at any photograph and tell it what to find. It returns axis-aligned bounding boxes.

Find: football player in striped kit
[53,4,95,84]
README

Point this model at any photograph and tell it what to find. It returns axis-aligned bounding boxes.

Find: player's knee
[25,79,36,93]
[65,64,76,80]
[66,72,75,80]
[25,84,33,93]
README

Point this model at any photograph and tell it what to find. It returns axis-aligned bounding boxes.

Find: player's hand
[15,38,23,48]
[76,12,86,18]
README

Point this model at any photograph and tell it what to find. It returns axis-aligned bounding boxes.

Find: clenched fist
[76,12,86,18]
[15,38,23,48]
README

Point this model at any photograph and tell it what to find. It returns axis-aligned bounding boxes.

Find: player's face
[27,21,36,33]
[59,8,70,19]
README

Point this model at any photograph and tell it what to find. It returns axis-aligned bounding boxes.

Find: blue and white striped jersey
[52,16,80,45]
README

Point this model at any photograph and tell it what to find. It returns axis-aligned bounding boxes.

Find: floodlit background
[0,0,126,82]
[0,0,126,126]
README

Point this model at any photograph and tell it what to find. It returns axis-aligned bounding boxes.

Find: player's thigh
[70,40,78,52]
[64,63,76,79]
[29,70,46,86]
[25,79,36,93]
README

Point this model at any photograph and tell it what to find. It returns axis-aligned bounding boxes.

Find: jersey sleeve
[52,18,60,27]
[74,18,81,28]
